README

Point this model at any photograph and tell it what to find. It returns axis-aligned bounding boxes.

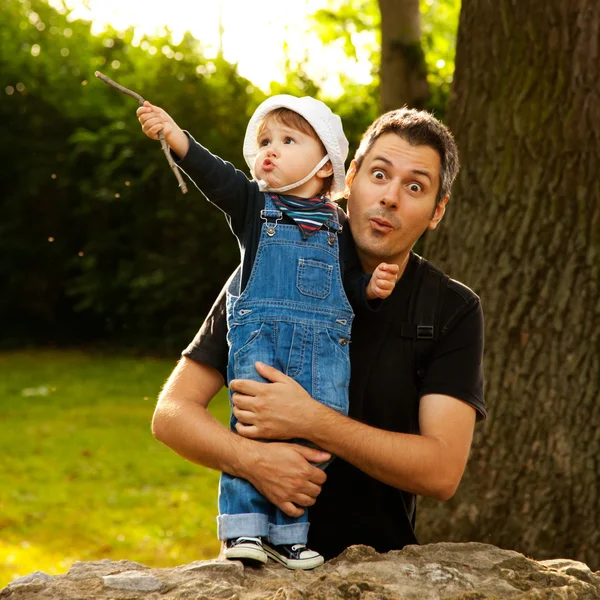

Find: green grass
[0,349,230,588]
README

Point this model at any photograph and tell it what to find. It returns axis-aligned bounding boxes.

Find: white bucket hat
[243,95,349,197]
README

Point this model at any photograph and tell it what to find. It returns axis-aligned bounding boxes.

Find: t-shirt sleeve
[419,284,486,421]
[173,132,257,237]
[181,269,233,382]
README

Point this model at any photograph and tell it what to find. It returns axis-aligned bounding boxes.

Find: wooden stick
[94,71,188,194]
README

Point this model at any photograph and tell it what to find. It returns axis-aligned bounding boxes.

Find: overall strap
[260,194,283,236]
[400,255,450,383]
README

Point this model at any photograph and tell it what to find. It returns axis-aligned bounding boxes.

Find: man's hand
[230,362,321,441]
[366,262,400,300]
[246,442,330,518]
[154,358,327,518]
[136,101,189,158]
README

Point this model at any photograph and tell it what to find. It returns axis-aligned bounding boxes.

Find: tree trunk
[420,0,600,570]
[378,0,429,112]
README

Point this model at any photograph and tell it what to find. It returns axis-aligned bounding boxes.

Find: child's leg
[268,507,309,546]
[264,509,324,570]
[218,472,270,540]
[218,473,271,564]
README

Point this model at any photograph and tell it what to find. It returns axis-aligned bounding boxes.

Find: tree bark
[419,0,600,569]
[378,0,429,112]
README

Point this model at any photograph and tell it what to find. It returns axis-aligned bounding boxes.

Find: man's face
[346,133,448,272]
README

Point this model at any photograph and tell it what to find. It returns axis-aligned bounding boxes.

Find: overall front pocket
[296,258,333,299]
[232,322,274,381]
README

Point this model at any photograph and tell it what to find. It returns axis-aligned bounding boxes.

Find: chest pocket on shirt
[296,258,333,299]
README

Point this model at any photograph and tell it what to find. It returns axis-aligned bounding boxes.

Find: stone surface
[67,559,148,580]
[1,543,599,599]
[7,571,52,586]
[102,571,165,592]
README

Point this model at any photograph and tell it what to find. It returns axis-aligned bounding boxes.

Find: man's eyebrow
[370,156,393,167]
[412,169,432,183]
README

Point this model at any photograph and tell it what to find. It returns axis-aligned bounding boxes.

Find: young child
[137,95,398,570]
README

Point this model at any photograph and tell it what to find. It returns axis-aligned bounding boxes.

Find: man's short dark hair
[353,108,460,204]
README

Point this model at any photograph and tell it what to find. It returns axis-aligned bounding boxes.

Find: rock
[2,543,599,599]
[102,571,165,592]
[7,571,52,586]
[67,559,148,580]
[178,559,245,585]
[540,558,600,585]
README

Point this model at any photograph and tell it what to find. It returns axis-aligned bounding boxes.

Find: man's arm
[230,363,475,500]
[152,356,331,517]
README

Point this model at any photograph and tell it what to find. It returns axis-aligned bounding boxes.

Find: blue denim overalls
[217,194,354,545]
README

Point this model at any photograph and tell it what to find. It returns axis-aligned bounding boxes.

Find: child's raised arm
[137,101,190,159]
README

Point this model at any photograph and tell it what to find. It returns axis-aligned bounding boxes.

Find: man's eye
[409,183,422,193]
[373,169,385,180]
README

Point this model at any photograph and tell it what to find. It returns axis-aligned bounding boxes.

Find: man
[152,108,486,560]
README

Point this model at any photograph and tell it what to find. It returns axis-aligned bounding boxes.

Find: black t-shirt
[183,251,486,560]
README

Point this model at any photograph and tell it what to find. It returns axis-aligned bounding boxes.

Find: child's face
[254,115,327,196]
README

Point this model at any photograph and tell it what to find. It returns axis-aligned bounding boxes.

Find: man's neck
[359,250,411,277]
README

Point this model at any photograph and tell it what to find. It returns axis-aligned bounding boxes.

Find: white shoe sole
[264,545,324,570]
[224,546,268,565]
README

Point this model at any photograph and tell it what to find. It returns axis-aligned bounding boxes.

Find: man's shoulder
[415,253,480,307]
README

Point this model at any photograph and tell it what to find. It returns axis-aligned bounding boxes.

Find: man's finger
[235,422,260,438]
[229,378,262,395]
[232,407,255,424]
[292,479,322,499]
[230,391,255,409]
[278,501,305,518]
[292,493,317,508]
[254,361,289,383]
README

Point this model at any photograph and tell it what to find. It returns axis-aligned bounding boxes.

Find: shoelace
[237,537,262,545]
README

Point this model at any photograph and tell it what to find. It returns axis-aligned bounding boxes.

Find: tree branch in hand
[94,71,188,194]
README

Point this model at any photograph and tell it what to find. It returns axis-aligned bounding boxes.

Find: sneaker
[224,536,268,565]
[263,541,324,570]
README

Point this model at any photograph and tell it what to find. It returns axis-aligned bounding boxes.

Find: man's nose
[379,183,400,209]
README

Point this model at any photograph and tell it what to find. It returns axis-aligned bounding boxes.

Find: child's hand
[136,101,189,158]
[366,262,400,300]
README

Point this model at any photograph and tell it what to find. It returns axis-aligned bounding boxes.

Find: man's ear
[317,160,333,179]
[344,160,357,198]
[428,196,449,230]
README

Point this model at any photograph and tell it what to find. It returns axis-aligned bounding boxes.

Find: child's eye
[373,169,385,180]
[259,138,270,147]
[284,137,296,144]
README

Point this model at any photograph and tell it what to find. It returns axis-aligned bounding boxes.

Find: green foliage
[1,0,263,351]
[311,0,460,117]
[0,349,230,587]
